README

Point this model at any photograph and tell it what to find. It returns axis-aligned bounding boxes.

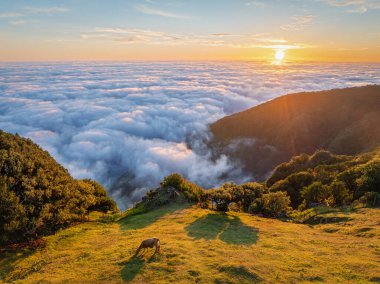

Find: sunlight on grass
[1,206,379,283]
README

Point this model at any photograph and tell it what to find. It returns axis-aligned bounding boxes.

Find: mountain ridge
[210,85,380,179]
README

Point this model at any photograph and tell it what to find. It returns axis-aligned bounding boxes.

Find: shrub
[160,173,204,201]
[270,171,314,208]
[337,168,361,194]
[221,182,265,212]
[0,180,28,244]
[354,192,380,207]
[301,182,332,207]
[82,179,118,213]
[239,182,266,211]
[0,130,118,245]
[308,150,337,168]
[356,160,380,193]
[210,189,231,212]
[141,186,183,209]
[329,180,352,206]
[249,191,291,217]
[267,154,309,187]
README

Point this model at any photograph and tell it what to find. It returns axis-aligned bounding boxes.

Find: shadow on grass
[120,255,145,282]
[119,202,190,231]
[0,250,34,282]
[120,252,159,282]
[305,215,351,225]
[216,265,261,283]
[185,213,258,245]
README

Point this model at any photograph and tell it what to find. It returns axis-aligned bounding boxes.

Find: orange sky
[1,0,380,62]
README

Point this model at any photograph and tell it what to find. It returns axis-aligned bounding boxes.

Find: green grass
[0,205,379,283]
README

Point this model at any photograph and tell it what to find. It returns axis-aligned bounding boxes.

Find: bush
[141,186,183,209]
[160,173,204,201]
[220,182,265,212]
[0,130,118,245]
[329,180,352,206]
[356,160,380,193]
[308,150,337,168]
[270,171,314,208]
[82,179,118,213]
[210,189,231,212]
[354,192,380,207]
[249,191,291,217]
[0,180,28,244]
[301,182,332,207]
[267,154,309,187]
[238,182,266,211]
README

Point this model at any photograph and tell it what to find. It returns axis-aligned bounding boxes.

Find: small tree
[239,182,265,211]
[301,182,332,207]
[329,180,352,206]
[250,191,291,217]
[211,189,231,212]
[356,160,380,193]
[160,173,204,201]
[82,179,118,213]
[270,171,314,208]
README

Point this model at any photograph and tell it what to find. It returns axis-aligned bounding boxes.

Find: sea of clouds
[1,61,380,208]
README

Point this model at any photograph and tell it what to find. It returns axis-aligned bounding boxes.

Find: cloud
[10,20,26,25]
[1,62,379,209]
[135,4,190,19]
[245,1,267,8]
[325,0,380,13]
[81,27,306,49]
[0,6,69,22]
[281,15,314,31]
[245,43,310,50]
[23,7,70,14]
[0,13,22,18]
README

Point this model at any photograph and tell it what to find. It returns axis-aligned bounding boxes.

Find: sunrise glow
[0,1,380,62]
[273,49,286,64]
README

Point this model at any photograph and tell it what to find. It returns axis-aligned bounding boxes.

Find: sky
[0,0,380,61]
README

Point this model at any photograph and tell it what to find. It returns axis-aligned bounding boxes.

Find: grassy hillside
[210,85,380,178]
[1,201,379,283]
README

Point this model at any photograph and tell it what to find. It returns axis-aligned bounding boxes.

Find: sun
[275,49,285,61]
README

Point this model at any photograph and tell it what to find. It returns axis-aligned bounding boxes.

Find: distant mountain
[210,85,380,179]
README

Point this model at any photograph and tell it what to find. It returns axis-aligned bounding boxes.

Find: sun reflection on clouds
[273,49,286,65]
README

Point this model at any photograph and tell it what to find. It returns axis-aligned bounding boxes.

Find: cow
[135,238,160,255]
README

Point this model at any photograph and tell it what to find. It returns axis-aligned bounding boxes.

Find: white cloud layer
[135,4,190,19]
[326,0,380,13]
[1,62,380,208]
[281,15,314,31]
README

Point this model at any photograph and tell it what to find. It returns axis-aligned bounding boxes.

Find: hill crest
[210,85,380,179]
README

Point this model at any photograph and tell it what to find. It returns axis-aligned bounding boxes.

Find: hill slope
[1,203,379,283]
[210,85,380,178]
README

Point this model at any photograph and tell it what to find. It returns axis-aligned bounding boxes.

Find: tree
[270,171,314,208]
[301,182,332,207]
[356,160,380,194]
[0,130,118,245]
[249,191,291,217]
[211,189,231,212]
[329,180,352,206]
[0,180,27,244]
[160,173,204,201]
[82,179,118,213]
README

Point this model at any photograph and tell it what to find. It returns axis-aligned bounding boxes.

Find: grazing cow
[135,238,160,255]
